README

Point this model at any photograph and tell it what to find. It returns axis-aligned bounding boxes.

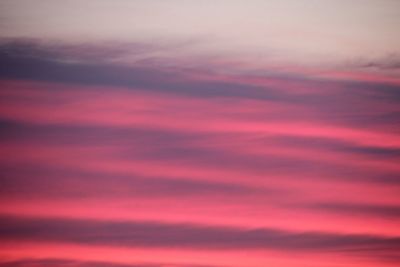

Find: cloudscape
[0,1,399,266]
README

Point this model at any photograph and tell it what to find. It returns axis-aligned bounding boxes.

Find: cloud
[0,160,262,200]
[0,258,216,267]
[349,55,400,70]
[0,39,399,263]
[1,118,398,189]
[0,38,151,63]
[306,203,400,219]
[0,119,270,199]
[0,214,399,258]
[272,135,400,160]
[1,3,400,266]
[1,38,399,134]
[4,38,400,103]
[0,259,152,267]
[0,39,284,101]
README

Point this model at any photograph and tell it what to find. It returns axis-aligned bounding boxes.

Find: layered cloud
[1,2,400,266]
[1,215,399,254]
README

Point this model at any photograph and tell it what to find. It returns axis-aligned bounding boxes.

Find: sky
[0,1,399,267]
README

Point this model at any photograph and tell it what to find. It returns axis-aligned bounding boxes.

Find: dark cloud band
[0,215,399,257]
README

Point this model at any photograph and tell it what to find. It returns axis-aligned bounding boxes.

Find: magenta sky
[0,1,399,267]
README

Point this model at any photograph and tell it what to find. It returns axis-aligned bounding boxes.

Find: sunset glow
[0,1,399,266]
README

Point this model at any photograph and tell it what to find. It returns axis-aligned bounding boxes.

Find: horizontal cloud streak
[0,161,265,200]
[0,259,159,267]
[1,39,399,136]
[306,203,400,219]
[0,259,216,267]
[0,40,281,101]
[0,215,399,257]
[1,117,399,193]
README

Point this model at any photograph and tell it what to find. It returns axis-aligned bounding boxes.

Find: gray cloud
[0,39,283,101]
[349,55,400,70]
[1,38,399,133]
